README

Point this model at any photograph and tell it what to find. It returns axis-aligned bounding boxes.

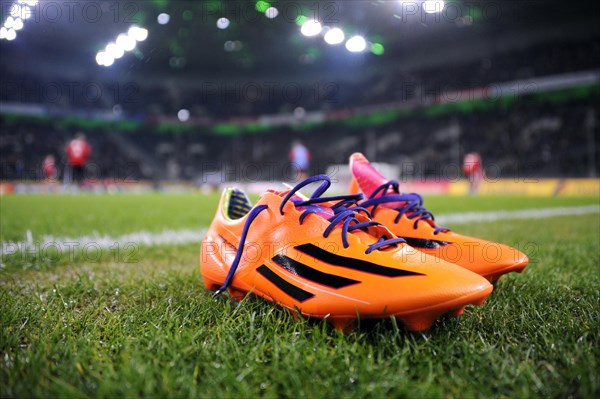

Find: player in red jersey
[66,132,91,185]
[462,152,484,195]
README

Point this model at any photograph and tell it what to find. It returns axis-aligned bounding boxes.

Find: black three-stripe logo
[271,254,359,289]
[256,244,424,303]
[256,265,314,302]
[295,244,424,277]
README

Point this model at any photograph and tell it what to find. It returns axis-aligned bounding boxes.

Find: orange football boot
[201,175,493,331]
[349,153,529,283]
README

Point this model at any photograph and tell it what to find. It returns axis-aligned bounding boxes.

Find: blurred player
[289,140,311,181]
[462,152,484,195]
[42,154,57,181]
[42,154,59,193]
[66,132,91,185]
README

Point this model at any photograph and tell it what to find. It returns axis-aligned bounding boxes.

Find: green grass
[1,194,597,241]
[1,194,599,398]
[0,194,221,242]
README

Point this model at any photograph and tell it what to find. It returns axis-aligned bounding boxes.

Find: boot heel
[202,276,223,291]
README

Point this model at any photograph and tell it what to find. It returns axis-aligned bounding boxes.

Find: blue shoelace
[213,175,405,298]
[360,180,450,235]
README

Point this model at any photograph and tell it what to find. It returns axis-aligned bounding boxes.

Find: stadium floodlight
[96,26,148,66]
[157,13,170,25]
[6,28,16,41]
[301,19,322,37]
[345,35,367,52]
[9,4,21,17]
[116,33,136,52]
[12,17,23,31]
[96,51,115,67]
[106,42,124,59]
[0,0,37,40]
[128,26,148,42]
[265,7,279,19]
[4,16,14,29]
[96,51,108,65]
[103,56,115,67]
[1,1,39,39]
[217,17,230,29]
[177,109,190,122]
[324,27,345,45]
[423,0,445,13]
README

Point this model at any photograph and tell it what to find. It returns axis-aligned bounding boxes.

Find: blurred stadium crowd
[1,96,596,182]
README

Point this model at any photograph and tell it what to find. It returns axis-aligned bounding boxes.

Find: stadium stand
[1,37,598,183]
[2,94,597,182]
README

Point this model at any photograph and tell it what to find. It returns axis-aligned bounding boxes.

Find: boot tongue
[266,189,335,219]
[350,153,407,209]
[268,188,381,245]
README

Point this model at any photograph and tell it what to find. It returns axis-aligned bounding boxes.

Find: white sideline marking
[1,205,598,257]
[1,228,207,257]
